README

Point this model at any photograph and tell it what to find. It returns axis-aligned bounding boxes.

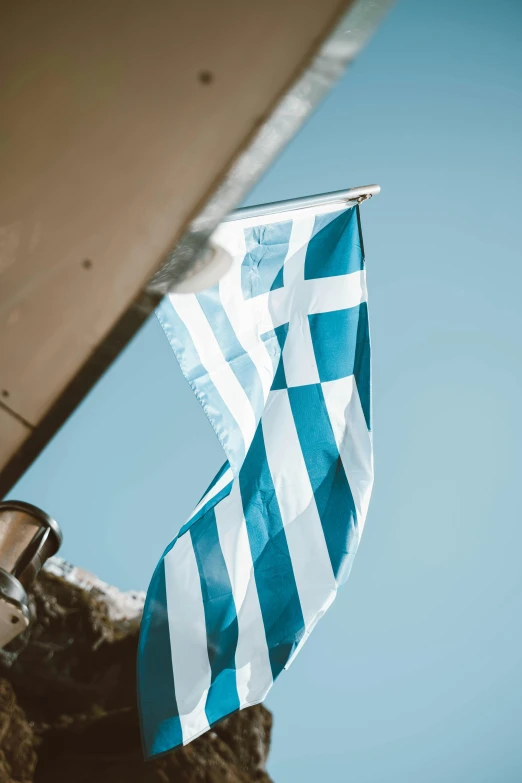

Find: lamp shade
[0,500,62,649]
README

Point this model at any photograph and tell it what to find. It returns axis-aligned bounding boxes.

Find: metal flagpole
[172,184,381,294]
[224,184,381,222]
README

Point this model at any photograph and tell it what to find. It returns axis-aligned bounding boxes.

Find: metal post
[225,184,381,223]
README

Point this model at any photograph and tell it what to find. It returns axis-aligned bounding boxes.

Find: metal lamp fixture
[0,500,62,649]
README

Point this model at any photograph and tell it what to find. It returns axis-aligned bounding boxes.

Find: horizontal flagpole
[224,184,381,223]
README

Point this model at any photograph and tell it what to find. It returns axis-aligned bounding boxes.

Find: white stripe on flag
[171,293,257,454]
[190,467,234,521]
[265,269,368,330]
[262,388,337,632]
[283,213,316,284]
[305,269,368,315]
[322,375,374,534]
[282,316,320,387]
[279,215,319,387]
[164,534,211,742]
[250,214,315,336]
[217,224,275,403]
[214,483,273,707]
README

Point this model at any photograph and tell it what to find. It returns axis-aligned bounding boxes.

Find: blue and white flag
[138,201,373,758]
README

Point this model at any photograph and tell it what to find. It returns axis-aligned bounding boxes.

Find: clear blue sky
[10,0,522,779]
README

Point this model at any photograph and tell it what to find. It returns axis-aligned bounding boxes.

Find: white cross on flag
[138,199,373,759]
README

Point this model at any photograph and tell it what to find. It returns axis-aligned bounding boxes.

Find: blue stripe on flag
[308,302,370,429]
[156,297,246,470]
[196,286,264,420]
[242,220,293,299]
[304,206,363,280]
[353,302,371,430]
[198,461,231,503]
[239,424,305,678]
[190,510,240,726]
[308,303,371,428]
[138,560,182,758]
[180,479,233,536]
[261,323,290,391]
[288,384,359,584]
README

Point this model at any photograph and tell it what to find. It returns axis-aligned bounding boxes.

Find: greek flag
[138,201,373,758]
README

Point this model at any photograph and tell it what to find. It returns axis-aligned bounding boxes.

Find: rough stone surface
[0,678,38,783]
[0,560,273,782]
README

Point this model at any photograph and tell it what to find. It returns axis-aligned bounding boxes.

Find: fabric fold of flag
[138,201,374,759]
